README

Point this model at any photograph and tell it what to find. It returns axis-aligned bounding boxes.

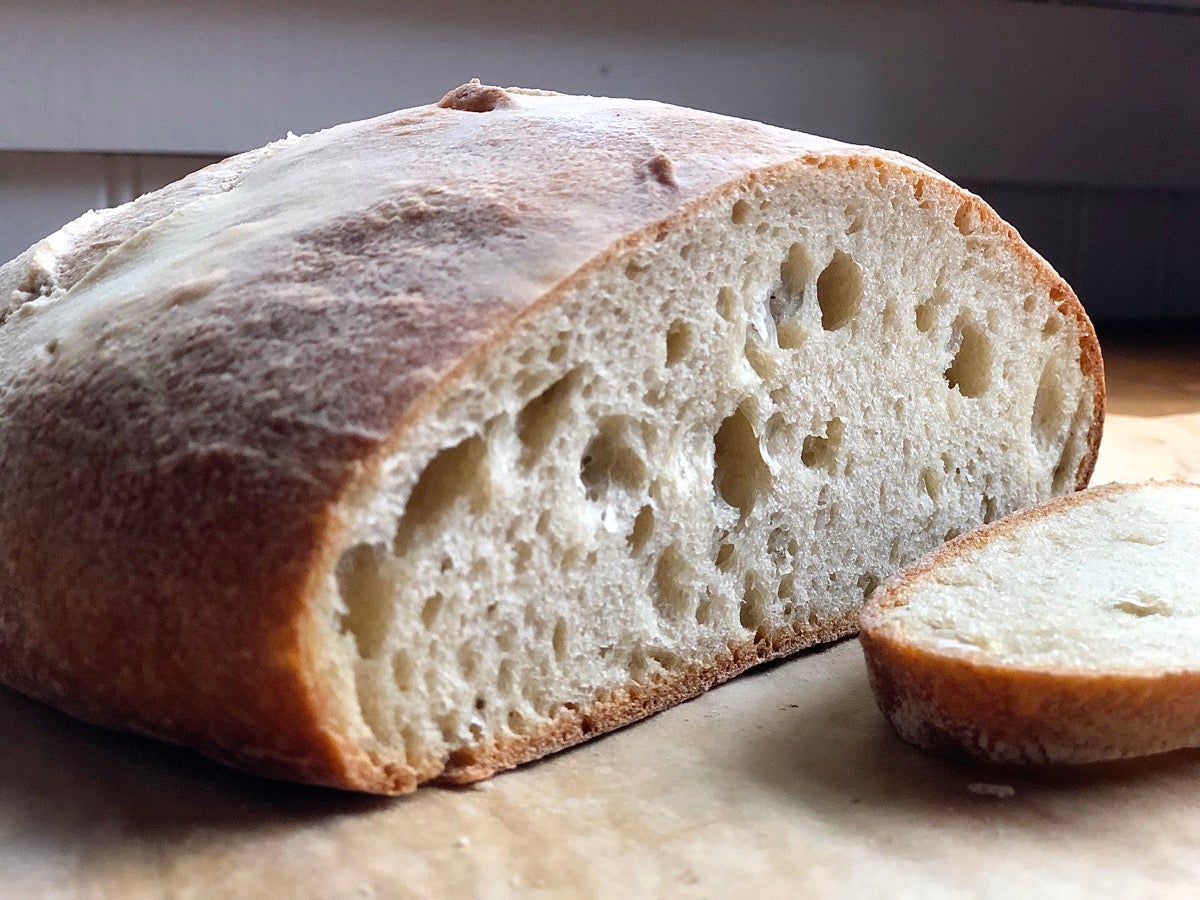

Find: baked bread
[0,81,1103,793]
[860,481,1200,764]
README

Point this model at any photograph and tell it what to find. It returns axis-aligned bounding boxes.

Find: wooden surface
[1,337,1198,898]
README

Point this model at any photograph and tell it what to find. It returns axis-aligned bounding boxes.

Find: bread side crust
[859,481,1200,765]
[0,84,1105,793]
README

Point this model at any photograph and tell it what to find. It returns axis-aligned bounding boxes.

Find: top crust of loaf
[860,481,1200,764]
[0,82,1103,791]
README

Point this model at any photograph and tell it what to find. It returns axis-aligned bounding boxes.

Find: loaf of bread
[860,481,1200,764]
[0,82,1103,792]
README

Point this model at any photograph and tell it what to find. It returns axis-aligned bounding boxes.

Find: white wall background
[2,0,1198,319]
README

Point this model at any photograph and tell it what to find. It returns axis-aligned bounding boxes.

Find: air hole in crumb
[777,573,796,600]
[731,199,751,225]
[548,341,568,364]
[665,319,692,365]
[713,402,771,520]
[882,302,901,333]
[628,505,655,555]
[715,542,736,572]
[1113,591,1172,618]
[944,316,992,398]
[955,202,978,235]
[982,494,999,523]
[513,542,532,572]
[915,300,936,333]
[717,286,737,321]
[694,593,712,625]
[437,712,462,744]
[516,370,578,464]
[779,243,811,298]
[767,526,794,567]
[921,467,942,501]
[496,627,516,654]
[552,619,568,661]
[394,435,491,555]
[740,574,769,630]
[801,418,844,475]
[625,261,649,279]
[944,527,961,542]
[459,644,480,679]
[335,543,392,659]
[653,545,691,621]
[649,648,679,672]
[777,321,806,350]
[581,417,647,502]
[1043,315,1063,336]
[421,593,444,628]
[497,659,515,693]
[845,205,866,234]
[816,250,863,331]
[1023,294,1038,313]
[393,649,413,691]
[772,243,812,348]
[744,339,778,381]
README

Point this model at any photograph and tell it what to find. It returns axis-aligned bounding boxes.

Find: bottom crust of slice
[861,627,1200,767]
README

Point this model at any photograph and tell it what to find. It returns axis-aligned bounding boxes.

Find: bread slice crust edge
[859,481,1199,766]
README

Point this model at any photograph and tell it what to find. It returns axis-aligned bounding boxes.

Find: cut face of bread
[860,482,1200,764]
[0,83,1102,793]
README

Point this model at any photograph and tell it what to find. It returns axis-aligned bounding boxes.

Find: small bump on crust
[437,79,516,113]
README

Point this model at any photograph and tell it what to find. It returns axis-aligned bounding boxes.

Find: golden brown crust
[860,628,1200,765]
[860,481,1200,765]
[0,83,1104,793]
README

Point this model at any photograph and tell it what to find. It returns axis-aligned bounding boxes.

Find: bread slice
[860,481,1200,764]
[0,81,1103,793]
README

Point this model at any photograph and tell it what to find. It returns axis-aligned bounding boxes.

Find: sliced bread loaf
[860,481,1200,764]
[0,82,1103,792]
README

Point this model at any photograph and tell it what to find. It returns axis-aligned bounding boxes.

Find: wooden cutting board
[3,354,1198,898]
